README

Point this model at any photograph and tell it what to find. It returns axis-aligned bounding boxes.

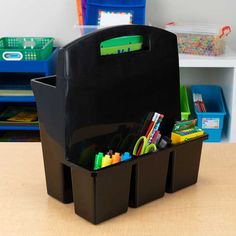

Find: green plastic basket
[180,85,191,120]
[0,37,54,61]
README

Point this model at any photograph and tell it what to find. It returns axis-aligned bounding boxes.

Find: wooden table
[1,143,236,235]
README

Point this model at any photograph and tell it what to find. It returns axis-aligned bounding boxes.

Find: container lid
[165,22,231,38]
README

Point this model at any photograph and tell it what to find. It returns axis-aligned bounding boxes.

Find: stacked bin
[85,0,146,25]
[32,25,207,224]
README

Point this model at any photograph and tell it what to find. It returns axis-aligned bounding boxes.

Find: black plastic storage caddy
[32,25,207,224]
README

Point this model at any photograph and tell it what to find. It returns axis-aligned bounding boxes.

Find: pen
[145,112,159,138]
[148,114,164,144]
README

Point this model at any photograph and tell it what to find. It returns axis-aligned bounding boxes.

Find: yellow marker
[101,155,112,168]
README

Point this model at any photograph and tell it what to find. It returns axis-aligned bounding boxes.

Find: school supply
[0,106,38,123]
[135,112,164,156]
[171,127,204,144]
[94,152,104,170]
[107,150,113,157]
[151,130,161,145]
[8,111,37,122]
[94,151,131,170]
[193,93,207,112]
[171,120,204,144]
[158,136,171,149]
[149,114,164,144]
[32,24,208,224]
[133,136,157,156]
[101,154,112,168]
[111,153,121,164]
[121,152,132,161]
[136,112,157,156]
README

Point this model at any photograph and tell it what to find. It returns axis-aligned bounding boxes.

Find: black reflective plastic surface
[55,25,181,169]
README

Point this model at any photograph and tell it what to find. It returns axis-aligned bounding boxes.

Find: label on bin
[202,118,220,129]
[3,51,23,61]
[98,11,133,26]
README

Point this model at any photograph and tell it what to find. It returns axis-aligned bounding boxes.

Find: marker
[107,150,113,157]
[94,152,104,170]
[101,154,112,168]
[121,152,132,161]
[111,153,121,164]
[151,130,161,145]
[145,112,159,139]
[148,114,164,144]
[158,136,171,149]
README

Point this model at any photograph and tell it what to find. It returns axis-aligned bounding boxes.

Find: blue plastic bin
[85,0,146,25]
[191,85,226,142]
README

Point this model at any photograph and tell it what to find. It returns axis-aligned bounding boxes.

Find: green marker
[94,152,104,170]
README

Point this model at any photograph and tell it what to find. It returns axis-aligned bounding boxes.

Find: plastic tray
[0,37,54,61]
[165,23,231,56]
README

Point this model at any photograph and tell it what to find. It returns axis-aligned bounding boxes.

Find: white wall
[0,0,235,49]
[147,0,236,50]
[0,0,78,46]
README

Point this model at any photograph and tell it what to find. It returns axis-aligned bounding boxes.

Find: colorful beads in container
[165,22,231,56]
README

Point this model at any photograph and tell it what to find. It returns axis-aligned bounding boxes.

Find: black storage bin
[129,149,170,208]
[166,135,208,193]
[71,161,133,224]
[32,25,206,224]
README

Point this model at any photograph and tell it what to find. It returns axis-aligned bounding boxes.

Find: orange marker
[111,153,121,164]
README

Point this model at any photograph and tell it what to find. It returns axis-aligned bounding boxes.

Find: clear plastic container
[165,22,231,56]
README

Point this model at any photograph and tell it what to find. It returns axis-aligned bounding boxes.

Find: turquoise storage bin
[85,0,146,25]
[191,85,226,142]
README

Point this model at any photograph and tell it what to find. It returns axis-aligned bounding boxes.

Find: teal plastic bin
[191,85,226,142]
[180,85,190,120]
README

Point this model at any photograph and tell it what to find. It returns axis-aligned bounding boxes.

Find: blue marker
[121,152,132,161]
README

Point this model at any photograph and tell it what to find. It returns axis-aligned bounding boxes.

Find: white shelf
[179,47,236,68]
[179,47,236,143]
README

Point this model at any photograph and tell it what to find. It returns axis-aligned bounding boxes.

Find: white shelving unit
[179,47,236,143]
[62,25,236,143]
